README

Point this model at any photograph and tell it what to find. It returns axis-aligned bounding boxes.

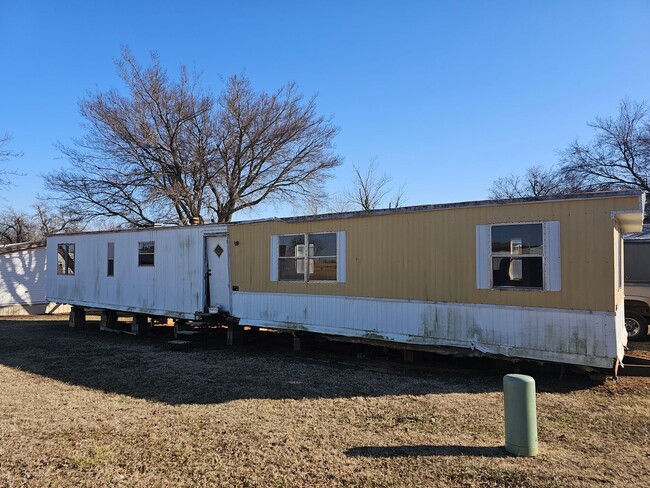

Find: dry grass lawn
[0,316,649,487]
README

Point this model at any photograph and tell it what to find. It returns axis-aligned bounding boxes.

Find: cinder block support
[69,306,86,328]
[131,314,149,336]
[99,310,118,331]
[293,335,302,352]
[227,325,244,346]
[403,350,415,363]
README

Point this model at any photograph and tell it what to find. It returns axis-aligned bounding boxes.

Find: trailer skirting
[232,291,625,369]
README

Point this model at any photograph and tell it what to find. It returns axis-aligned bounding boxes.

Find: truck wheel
[625,311,648,341]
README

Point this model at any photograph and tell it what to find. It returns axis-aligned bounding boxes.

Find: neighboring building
[47,190,645,370]
[622,225,650,340]
[0,240,68,316]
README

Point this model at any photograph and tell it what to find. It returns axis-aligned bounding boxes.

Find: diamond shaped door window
[214,244,224,258]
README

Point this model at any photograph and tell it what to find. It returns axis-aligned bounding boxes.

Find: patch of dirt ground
[628,336,650,359]
[0,316,649,487]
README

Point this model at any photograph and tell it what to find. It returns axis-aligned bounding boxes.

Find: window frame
[57,243,75,276]
[477,221,561,292]
[275,231,341,283]
[489,222,545,290]
[138,241,155,267]
[107,242,115,277]
[617,227,623,290]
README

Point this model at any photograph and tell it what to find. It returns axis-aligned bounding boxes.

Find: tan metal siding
[229,196,640,312]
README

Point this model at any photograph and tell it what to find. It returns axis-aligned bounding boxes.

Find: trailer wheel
[625,311,648,341]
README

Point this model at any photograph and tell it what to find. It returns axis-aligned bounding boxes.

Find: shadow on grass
[346,445,507,458]
[0,319,600,405]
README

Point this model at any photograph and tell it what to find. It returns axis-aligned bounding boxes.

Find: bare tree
[0,209,38,244]
[298,191,328,216]
[326,193,353,214]
[208,75,341,222]
[0,203,83,245]
[489,99,650,202]
[346,161,405,211]
[560,99,650,194]
[33,201,84,236]
[489,165,568,199]
[348,162,390,211]
[0,133,22,191]
[488,164,605,200]
[46,49,217,227]
[45,49,341,226]
[388,184,406,208]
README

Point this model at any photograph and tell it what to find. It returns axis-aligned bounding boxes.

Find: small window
[57,244,75,275]
[277,233,338,282]
[138,241,155,266]
[107,242,115,276]
[279,234,306,281]
[491,224,543,289]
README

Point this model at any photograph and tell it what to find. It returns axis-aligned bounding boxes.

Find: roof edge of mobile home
[254,189,644,225]
[0,239,46,255]
[47,189,645,236]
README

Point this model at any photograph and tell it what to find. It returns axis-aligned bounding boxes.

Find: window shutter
[270,235,279,282]
[476,225,490,289]
[544,221,561,291]
[337,231,346,283]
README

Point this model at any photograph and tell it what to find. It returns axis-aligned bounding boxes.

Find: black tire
[625,311,648,341]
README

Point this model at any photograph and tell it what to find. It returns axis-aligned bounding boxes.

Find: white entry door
[205,235,231,313]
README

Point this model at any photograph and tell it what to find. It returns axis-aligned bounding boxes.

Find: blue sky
[1,1,649,220]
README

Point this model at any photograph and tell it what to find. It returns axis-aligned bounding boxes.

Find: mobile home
[0,240,68,315]
[47,190,645,370]
[46,224,229,319]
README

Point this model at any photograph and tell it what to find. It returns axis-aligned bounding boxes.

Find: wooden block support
[99,310,118,331]
[132,314,149,336]
[69,306,86,328]
[227,325,244,346]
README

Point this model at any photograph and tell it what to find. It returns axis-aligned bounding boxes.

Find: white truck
[625,228,650,341]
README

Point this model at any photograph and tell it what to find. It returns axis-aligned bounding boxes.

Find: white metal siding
[615,294,627,362]
[0,246,47,306]
[46,225,227,319]
[337,231,346,283]
[269,235,279,282]
[475,225,490,289]
[544,221,561,291]
[232,291,620,369]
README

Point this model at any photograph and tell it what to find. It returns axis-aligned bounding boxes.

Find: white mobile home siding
[0,246,46,306]
[46,225,227,319]
[0,244,57,315]
[233,292,623,369]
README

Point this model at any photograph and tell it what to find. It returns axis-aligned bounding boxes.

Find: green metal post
[503,374,538,457]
